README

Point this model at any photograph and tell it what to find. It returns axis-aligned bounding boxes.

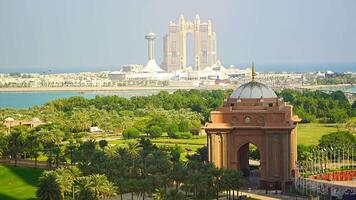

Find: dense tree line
[34,138,245,200]
[1,89,353,132]
[0,90,230,138]
[87,139,245,199]
[279,90,355,123]
[0,124,246,199]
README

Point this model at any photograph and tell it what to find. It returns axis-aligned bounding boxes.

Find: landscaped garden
[0,89,354,199]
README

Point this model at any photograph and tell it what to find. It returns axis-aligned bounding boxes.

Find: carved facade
[204,79,300,190]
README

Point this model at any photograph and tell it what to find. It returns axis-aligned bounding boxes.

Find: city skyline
[0,0,356,72]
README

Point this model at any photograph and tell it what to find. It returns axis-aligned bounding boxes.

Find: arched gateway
[204,65,300,190]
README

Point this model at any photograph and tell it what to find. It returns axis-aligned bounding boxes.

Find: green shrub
[318,131,355,149]
[98,140,108,149]
[171,132,192,139]
[178,120,189,132]
[122,127,140,139]
[167,123,179,138]
[189,128,200,135]
[147,125,162,138]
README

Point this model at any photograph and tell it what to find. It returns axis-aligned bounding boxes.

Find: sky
[0,0,355,73]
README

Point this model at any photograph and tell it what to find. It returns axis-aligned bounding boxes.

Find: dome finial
[251,62,256,81]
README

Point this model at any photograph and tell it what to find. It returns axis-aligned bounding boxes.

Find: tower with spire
[142,32,164,73]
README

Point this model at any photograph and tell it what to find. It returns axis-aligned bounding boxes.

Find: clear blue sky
[0,0,355,72]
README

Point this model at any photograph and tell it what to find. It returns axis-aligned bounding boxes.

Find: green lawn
[297,123,345,145]
[109,136,206,160]
[109,136,206,145]
[108,123,342,149]
[0,165,43,200]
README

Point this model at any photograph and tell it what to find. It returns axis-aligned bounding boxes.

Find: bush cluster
[169,132,192,139]
[122,127,140,139]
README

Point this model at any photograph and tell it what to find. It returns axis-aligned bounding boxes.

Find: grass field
[109,136,206,160]
[297,123,345,145]
[0,165,43,200]
[108,123,343,148]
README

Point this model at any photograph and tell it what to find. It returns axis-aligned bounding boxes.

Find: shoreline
[0,83,353,92]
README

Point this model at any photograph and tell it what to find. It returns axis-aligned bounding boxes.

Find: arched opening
[237,143,261,188]
[185,32,195,69]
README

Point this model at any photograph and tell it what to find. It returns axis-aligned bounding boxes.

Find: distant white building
[108,33,174,82]
[90,126,102,133]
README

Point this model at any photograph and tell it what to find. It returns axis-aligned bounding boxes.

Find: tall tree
[25,131,43,168]
[77,174,117,199]
[0,130,7,158]
[7,126,27,166]
[36,171,63,200]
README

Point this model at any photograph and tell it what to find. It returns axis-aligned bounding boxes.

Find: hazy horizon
[1,0,356,72]
[1,62,354,74]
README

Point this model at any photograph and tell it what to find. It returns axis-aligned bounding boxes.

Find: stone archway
[236,143,260,176]
[236,142,263,189]
[232,134,266,180]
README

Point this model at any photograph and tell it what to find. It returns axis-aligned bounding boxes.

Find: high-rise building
[161,15,218,72]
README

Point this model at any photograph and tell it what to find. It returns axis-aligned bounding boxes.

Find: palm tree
[221,169,234,200]
[55,168,75,198]
[79,139,96,165]
[7,126,27,166]
[40,127,64,169]
[65,140,78,165]
[170,161,187,190]
[25,132,43,168]
[186,171,208,198]
[0,131,7,158]
[77,174,117,199]
[222,169,245,200]
[127,142,140,158]
[154,189,187,200]
[210,167,223,200]
[69,167,82,200]
[126,142,140,178]
[165,189,187,200]
[36,171,62,200]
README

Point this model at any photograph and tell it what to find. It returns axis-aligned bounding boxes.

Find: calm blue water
[320,85,356,93]
[0,90,174,109]
[0,86,354,109]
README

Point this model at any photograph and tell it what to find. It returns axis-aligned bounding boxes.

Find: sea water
[0,90,174,109]
[0,86,354,109]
